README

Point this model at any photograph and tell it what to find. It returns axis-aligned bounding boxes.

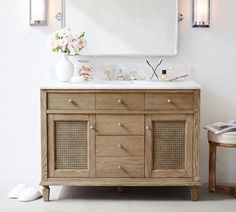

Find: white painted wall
[0,0,236,185]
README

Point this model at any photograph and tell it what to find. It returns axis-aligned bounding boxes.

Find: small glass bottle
[160,70,169,82]
[117,69,125,81]
[130,71,138,81]
[103,71,110,81]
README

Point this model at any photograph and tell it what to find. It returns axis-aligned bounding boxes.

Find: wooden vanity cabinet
[41,89,200,201]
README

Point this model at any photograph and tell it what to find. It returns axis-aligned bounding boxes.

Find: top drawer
[145,93,194,110]
[96,93,144,110]
[48,93,95,110]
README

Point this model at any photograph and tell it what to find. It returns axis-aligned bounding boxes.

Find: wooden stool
[208,131,236,197]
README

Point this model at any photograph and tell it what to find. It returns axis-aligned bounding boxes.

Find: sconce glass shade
[30,0,47,26]
[192,0,210,27]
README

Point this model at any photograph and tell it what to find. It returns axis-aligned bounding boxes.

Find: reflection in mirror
[63,0,178,56]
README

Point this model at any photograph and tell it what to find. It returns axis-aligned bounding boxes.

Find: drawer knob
[117,99,123,104]
[118,123,123,127]
[146,126,151,130]
[118,144,123,148]
[117,165,122,169]
[90,126,94,129]
[167,99,172,103]
[68,99,73,103]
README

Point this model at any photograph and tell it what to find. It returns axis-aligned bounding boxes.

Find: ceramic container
[56,54,74,82]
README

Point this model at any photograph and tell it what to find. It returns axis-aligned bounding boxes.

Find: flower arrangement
[50,28,87,56]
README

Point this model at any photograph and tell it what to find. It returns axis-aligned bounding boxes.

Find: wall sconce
[192,0,210,28]
[30,0,47,26]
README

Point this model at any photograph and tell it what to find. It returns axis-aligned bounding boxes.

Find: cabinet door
[48,114,95,178]
[145,114,193,178]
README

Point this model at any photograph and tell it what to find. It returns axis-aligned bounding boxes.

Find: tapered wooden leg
[209,142,217,192]
[117,186,124,193]
[190,186,199,201]
[42,186,50,202]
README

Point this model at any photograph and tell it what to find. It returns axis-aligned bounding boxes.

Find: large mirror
[63,0,178,56]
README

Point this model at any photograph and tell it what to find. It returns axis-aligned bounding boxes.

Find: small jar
[130,71,138,81]
[103,71,110,81]
[117,69,125,81]
[71,60,93,82]
[160,70,169,82]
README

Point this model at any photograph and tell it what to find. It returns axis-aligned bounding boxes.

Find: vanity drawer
[145,93,194,110]
[96,93,144,110]
[96,157,144,178]
[96,136,144,157]
[48,93,95,110]
[96,115,144,135]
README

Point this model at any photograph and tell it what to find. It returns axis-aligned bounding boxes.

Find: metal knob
[167,99,172,104]
[146,126,151,130]
[117,99,123,104]
[118,144,123,148]
[90,126,94,129]
[68,99,73,103]
[117,165,122,169]
[118,123,123,127]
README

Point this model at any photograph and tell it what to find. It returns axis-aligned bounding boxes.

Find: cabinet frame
[47,114,95,178]
[145,114,193,178]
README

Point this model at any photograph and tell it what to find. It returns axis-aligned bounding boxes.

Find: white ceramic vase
[68,56,81,82]
[56,54,74,82]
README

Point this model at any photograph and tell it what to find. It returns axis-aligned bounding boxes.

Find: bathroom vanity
[40,81,201,201]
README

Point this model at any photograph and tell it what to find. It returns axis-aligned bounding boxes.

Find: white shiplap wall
[0,0,236,184]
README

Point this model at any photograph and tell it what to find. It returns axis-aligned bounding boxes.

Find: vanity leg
[117,186,124,193]
[190,186,199,201]
[42,186,50,202]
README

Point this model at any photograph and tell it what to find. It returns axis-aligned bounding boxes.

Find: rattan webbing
[55,121,88,170]
[153,121,185,170]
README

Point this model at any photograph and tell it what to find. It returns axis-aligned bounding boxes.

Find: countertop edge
[39,81,202,90]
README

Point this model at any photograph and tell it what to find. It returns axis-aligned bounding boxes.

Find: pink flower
[68,41,79,56]
[59,38,68,51]
[76,38,87,49]
[49,28,86,55]
[65,33,74,42]
[72,33,80,40]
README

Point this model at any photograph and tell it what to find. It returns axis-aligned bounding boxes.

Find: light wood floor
[1,184,236,212]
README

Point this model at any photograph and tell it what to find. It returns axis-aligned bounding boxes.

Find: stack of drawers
[95,94,145,178]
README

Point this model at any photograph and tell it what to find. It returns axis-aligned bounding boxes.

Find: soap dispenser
[160,70,169,82]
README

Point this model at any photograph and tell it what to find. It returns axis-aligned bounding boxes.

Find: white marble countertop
[40,80,201,90]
